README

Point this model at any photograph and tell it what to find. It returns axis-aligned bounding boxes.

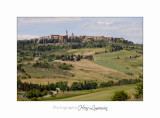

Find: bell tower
[66,29,68,39]
[66,29,68,36]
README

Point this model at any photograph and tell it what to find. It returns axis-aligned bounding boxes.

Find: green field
[39,84,138,101]
[93,50,143,75]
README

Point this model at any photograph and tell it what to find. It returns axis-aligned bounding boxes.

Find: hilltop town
[26,30,126,44]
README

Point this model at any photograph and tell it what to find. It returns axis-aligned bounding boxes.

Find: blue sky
[17,17,143,44]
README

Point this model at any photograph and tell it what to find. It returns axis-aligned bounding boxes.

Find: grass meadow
[39,84,139,101]
[93,50,142,75]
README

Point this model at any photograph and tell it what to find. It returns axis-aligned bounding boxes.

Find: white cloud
[17,34,39,40]
[82,20,142,43]
[84,20,141,31]
[18,17,82,24]
[97,21,113,25]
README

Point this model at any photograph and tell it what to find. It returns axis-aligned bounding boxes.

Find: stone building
[82,38,91,42]
[78,35,86,39]
[120,38,125,41]
[69,33,77,40]
[36,30,68,43]
[59,34,68,43]
[105,37,113,41]
[94,36,105,40]
[82,36,105,42]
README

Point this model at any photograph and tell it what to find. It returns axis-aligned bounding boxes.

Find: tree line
[56,54,94,61]
[17,37,134,45]
[32,61,50,68]
[99,79,141,88]
[71,81,98,90]
[17,80,68,98]
[18,79,141,92]
[17,78,142,99]
[17,39,133,52]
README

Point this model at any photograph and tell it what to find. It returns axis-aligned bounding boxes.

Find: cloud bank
[81,18,142,43]
[18,34,39,40]
[18,17,82,24]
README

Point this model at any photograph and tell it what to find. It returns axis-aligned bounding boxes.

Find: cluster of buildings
[29,30,125,43]
[30,30,68,43]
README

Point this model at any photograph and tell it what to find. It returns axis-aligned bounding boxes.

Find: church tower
[66,29,68,36]
[66,29,68,39]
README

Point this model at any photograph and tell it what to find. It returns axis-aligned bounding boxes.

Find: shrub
[139,74,143,79]
[59,63,71,70]
[88,55,94,60]
[49,90,53,97]
[42,90,48,96]
[35,90,42,97]
[26,90,37,98]
[27,61,31,65]
[69,64,73,67]
[17,64,26,73]
[134,82,143,99]
[26,74,31,78]
[59,65,70,70]
[111,90,129,101]
[125,72,133,76]
[31,97,37,101]
[95,52,99,54]
[17,59,22,63]
[32,61,50,68]
[48,58,53,62]
[22,75,27,79]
